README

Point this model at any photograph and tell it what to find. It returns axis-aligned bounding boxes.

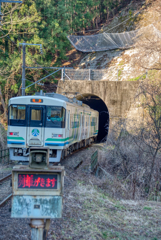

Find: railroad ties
[0,173,12,207]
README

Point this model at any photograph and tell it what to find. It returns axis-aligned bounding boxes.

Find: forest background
[1,0,161,215]
[0,0,138,105]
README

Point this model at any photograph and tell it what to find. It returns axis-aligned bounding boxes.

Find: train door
[27,106,45,146]
[87,115,90,138]
[82,114,85,139]
[79,113,82,141]
[66,110,70,145]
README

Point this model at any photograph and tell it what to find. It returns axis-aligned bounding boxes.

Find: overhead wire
[0,28,64,89]
[0,28,87,99]
[0,3,144,100]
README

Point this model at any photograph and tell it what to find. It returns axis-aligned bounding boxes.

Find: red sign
[18,174,57,189]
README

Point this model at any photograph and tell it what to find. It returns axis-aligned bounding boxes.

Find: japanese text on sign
[18,174,57,189]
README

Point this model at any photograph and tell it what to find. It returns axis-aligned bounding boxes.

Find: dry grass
[50,180,161,239]
[48,145,161,240]
[65,184,161,240]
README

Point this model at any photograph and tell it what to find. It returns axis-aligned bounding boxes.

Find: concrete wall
[57,80,141,126]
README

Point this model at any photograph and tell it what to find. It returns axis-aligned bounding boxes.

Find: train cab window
[46,106,66,128]
[9,105,26,126]
[9,105,26,120]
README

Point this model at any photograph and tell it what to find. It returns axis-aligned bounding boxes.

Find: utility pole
[21,43,26,96]
[0,0,22,25]
[19,43,42,96]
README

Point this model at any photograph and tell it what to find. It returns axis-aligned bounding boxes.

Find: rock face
[57,80,142,127]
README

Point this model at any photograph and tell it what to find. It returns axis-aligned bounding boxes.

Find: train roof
[9,92,99,114]
[44,92,83,106]
[9,92,93,110]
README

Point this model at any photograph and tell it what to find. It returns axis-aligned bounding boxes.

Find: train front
[7,95,66,162]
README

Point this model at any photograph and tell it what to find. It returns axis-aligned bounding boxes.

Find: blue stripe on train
[45,141,70,146]
[7,141,25,145]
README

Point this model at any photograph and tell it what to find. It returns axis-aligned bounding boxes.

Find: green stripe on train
[7,136,25,140]
[46,136,73,142]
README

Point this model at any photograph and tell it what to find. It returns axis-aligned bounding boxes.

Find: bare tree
[102,79,161,199]
[135,80,161,193]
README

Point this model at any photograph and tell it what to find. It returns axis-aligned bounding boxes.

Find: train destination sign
[18,174,57,189]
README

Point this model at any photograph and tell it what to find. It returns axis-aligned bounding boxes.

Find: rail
[0,173,12,207]
[0,193,12,207]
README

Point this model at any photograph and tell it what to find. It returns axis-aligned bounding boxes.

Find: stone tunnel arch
[77,93,109,142]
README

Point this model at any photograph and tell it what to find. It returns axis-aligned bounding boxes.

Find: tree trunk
[147,150,158,193]
[0,87,7,119]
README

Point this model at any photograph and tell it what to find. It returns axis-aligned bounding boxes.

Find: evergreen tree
[0,0,131,103]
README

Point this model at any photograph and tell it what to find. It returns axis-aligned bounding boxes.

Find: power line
[0,29,77,95]
[0,0,22,26]
[0,29,60,85]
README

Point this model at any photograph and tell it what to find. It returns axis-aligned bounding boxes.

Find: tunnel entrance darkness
[77,94,109,142]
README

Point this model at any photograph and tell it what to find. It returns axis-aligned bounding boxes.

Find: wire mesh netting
[67,29,139,52]
[67,25,161,52]
[63,69,108,80]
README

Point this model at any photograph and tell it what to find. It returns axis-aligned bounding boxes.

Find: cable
[0,28,60,87]
[102,11,140,33]
[0,30,82,95]
[70,9,141,35]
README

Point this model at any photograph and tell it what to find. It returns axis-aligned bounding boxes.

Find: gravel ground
[0,178,12,202]
[0,162,15,179]
[0,200,30,240]
[0,145,161,240]
[0,146,96,240]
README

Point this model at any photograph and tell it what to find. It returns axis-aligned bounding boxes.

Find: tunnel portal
[77,94,109,142]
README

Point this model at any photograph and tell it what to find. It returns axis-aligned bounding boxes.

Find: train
[7,92,99,162]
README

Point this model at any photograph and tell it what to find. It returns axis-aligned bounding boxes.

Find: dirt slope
[66,0,161,82]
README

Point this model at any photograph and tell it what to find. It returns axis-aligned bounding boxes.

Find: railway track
[0,173,12,207]
[0,143,96,207]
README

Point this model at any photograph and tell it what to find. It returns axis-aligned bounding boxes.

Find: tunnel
[77,94,109,142]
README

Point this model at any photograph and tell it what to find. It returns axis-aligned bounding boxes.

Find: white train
[7,93,99,162]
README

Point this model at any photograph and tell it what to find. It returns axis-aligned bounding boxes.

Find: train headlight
[9,132,19,136]
[52,134,63,138]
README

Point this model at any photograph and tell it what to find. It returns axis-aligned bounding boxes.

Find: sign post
[11,147,64,240]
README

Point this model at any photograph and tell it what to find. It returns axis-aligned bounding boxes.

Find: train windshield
[9,105,26,126]
[46,106,65,128]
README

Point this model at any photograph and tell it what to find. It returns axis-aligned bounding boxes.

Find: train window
[31,109,41,121]
[9,105,26,126]
[91,117,95,126]
[9,105,26,120]
[71,114,79,128]
[46,106,66,128]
